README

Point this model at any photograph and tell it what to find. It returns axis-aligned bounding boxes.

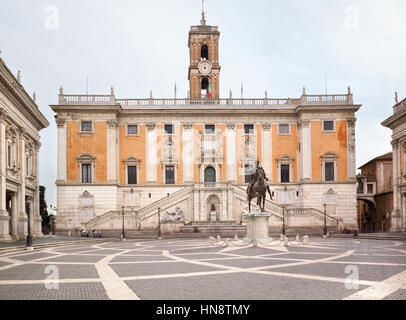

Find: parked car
[80,229,89,237]
[92,230,103,238]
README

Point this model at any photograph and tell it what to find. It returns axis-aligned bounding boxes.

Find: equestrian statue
[246,161,273,212]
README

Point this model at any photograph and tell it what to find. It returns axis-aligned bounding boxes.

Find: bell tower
[188,7,220,99]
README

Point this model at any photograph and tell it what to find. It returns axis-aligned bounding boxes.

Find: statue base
[242,210,271,242]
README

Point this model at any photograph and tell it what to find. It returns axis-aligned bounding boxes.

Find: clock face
[198,60,212,76]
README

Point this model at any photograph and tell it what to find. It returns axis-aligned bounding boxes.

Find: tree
[39,185,50,227]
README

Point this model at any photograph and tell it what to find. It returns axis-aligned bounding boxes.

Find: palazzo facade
[0,57,49,241]
[50,14,361,233]
[382,94,406,232]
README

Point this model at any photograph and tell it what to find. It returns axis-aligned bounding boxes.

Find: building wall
[66,121,107,183]
[311,120,348,182]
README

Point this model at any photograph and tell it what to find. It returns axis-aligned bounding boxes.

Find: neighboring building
[357,152,393,233]
[0,58,49,241]
[382,94,406,232]
[50,12,361,234]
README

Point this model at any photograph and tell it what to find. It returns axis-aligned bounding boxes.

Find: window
[367,183,373,194]
[323,121,334,131]
[81,121,92,132]
[201,45,209,60]
[245,165,253,184]
[164,124,174,135]
[281,164,290,183]
[279,124,289,134]
[244,125,254,135]
[7,144,11,167]
[81,164,92,183]
[165,166,175,184]
[325,162,335,181]
[205,124,215,135]
[127,166,137,184]
[204,166,216,183]
[127,125,138,135]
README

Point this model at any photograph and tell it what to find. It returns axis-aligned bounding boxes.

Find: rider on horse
[247,161,269,195]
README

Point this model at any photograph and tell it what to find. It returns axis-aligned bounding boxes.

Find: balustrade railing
[58,94,354,107]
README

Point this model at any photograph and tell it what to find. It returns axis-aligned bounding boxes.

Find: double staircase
[84,184,342,235]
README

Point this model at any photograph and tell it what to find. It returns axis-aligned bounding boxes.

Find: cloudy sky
[0,0,405,208]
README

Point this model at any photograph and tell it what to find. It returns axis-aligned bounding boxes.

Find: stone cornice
[0,58,49,129]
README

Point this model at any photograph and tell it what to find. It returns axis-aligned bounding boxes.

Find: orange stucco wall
[119,124,146,184]
[236,124,244,184]
[214,124,226,182]
[66,121,107,183]
[271,124,298,182]
[311,120,348,182]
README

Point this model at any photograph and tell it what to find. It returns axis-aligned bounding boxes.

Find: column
[347,118,357,182]
[107,120,118,183]
[0,108,11,240]
[146,124,157,184]
[227,186,234,221]
[226,124,236,182]
[221,190,227,221]
[17,127,27,237]
[11,193,18,238]
[182,123,194,183]
[193,187,200,222]
[261,123,272,181]
[33,142,42,237]
[391,139,401,231]
[56,118,66,182]
[299,120,311,182]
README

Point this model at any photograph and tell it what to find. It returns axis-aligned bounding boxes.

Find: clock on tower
[188,9,221,99]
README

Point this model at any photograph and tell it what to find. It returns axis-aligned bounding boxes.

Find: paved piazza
[0,237,405,300]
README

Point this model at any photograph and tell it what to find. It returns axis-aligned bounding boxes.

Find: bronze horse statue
[247,164,273,212]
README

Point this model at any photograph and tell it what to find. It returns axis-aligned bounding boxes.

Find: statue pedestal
[243,211,271,241]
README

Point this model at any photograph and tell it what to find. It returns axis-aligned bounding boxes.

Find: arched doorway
[206,194,220,222]
[204,166,216,187]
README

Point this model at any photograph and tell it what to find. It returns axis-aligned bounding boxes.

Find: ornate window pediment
[77,153,96,162]
[321,152,339,160]
[123,156,141,165]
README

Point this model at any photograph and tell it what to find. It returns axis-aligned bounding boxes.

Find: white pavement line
[95,251,140,300]
[251,250,355,271]
[0,247,65,271]
[320,261,406,267]
[250,269,378,287]
[0,278,101,285]
[121,270,239,281]
[344,270,406,300]
[162,250,248,272]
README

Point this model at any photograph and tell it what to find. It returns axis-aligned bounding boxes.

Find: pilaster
[56,118,66,182]
[146,123,157,183]
[107,120,118,184]
[261,123,272,181]
[182,123,194,183]
[226,123,236,182]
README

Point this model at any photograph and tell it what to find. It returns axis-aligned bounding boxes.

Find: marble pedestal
[243,210,271,241]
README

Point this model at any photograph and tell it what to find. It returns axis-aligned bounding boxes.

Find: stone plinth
[243,211,270,240]
[161,222,184,233]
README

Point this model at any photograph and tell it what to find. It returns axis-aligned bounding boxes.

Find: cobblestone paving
[0,237,405,300]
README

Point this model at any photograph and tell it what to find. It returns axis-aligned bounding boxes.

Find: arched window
[204,166,216,183]
[201,77,209,91]
[201,45,208,60]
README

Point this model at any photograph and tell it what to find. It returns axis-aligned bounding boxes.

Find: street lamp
[323,203,328,236]
[121,206,126,240]
[157,207,162,240]
[26,206,33,250]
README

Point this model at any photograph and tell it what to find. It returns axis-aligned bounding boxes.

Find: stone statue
[161,207,184,223]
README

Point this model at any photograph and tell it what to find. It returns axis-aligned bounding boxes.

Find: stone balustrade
[57,94,355,108]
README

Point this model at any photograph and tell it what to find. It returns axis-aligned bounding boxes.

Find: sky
[0,0,405,209]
